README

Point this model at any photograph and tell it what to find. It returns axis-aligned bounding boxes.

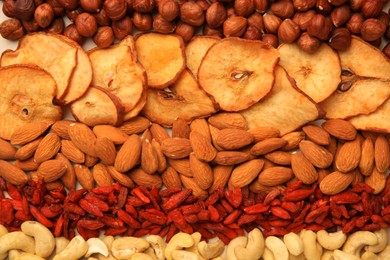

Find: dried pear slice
[124,88,147,121]
[241,66,320,136]
[0,65,62,140]
[135,33,186,89]
[198,38,279,112]
[71,86,125,126]
[278,43,341,103]
[0,32,77,101]
[142,69,218,127]
[320,37,390,119]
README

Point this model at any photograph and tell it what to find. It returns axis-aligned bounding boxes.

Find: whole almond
[74,164,94,190]
[228,159,264,189]
[335,138,361,173]
[61,139,85,163]
[365,168,386,194]
[10,121,53,145]
[68,123,98,157]
[14,137,43,161]
[250,179,282,193]
[322,119,357,140]
[118,116,151,135]
[34,133,61,163]
[172,117,191,138]
[216,128,254,150]
[257,166,294,186]
[141,139,159,174]
[93,163,114,187]
[93,125,129,144]
[151,139,167,173]
[161,138,193,159]
[302,124,330,145]
[85,155,99,168]
[318,168,329,183]
[263,158,276,170]
[180,175,208,199]
[141,129,152,142]
[359,137,375,176]
[208,113,248,130]
[264,151,291,165]
[209,124,224,151]
[190,131,217,162]
[291,152,318,184]
[190,118,212,143]
[209,165,234,193]
[46,181,64,191]
[95,137,116,165]
[107,166,135,188]
[299,140,333,168]
[115,134,141,172]
[162,167,182,188]
[281,131,305,151]
[36,159,67,183]
[248,126,280,142]
[168,158,192,177]
[374,135,390,173]
[15,158,39,171]
[325,136,338,157]
[351,170,364,188]
[150,123,170,145]
[51,120,74,139]
[213,151,251,165]
[0,160,28,185]
[190,153,213,190]
[56,153,76,190]
[128,168,162,189]
[250,138,287,155]
[320,170,355,195]
[0,138,16,160]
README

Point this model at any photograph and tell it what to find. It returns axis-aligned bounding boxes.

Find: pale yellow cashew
[361,251,379,260]
[98,236,116,260]
[333,249,360,260]
[317,230,347,251]
[15,252,45,260]
[164,233,194,260]
[198,239,225,259]
[187,232,206,260]
[235,228,264,260]
[366,229,388,253]
[321,250,334,260]
[21,221,55,258]
[144,247,158,260]
[0,231,35,259]
[213,257,224,260]
[284,232,304,256]
[301,230,322,260]
[226,236,247,260]
[171,250,198,260]
[131,252,154,260]
[289,253,305,260]
[378,245,390,260]
[342,231,378,257]
[265,236,289,260]
[53,235,88,260]
[55,237,70,255]
[146,235,166,260]
[262,248,275,260]
[111,237,149,260]
[0,225,8,260]
[86,238,109,258]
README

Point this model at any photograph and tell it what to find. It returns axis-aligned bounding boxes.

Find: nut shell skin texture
[75,12,98,37]
[13,0,35,21]
[0,18,24,40]
[361,18,386,41]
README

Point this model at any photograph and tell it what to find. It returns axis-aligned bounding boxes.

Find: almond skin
[281,131,305,151]
[216,128,254,150]
[0,159,28,185]
[141,138,159,174]
[180,175,208,199]
[302,124,330,145]
[257,166,294,186]
[115,134,141,172]
[15,158,39,171]
[359,137,375,176]
[61,139,85,164]
[335,138,361,173]
[168,158,192,177]
[190,131,217,162]
[36,159,67,183]
[320,170,355,195]
[291,152,318,184]
[250,138,287,155]
[57,153,76,190]
[299,140,333,168]
[213,151,251,165]
[172,117,191,138]
[162,167,182,188]
[93,163,114,187]
[374,135,390,173]
[95,137,116,166]
[190,153,213,190]
[51,120,74,139]
[209,165,233,193]
[0,138,16,160]
[161,138,193,159]
[151,139,167,173]
[322,119,357,140]
[150,123,170,145]
[14,137,43,161]
[128,168,162,189]
[248,126,280,142]
[365,167,386,194]
[190,118,212,143]
[93,125,129,144]
[264,151,292,165]
[68,123,98,157]
[208,112,248,130]
[34,133,61,163]
[118,116,151,135]
[107,166,135,188]
[10,120,53,145]
[228,159,264,189]
[74,164,94,190]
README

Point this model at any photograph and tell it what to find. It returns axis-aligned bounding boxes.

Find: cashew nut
[235,228,264,260]
[289,253,306,260]
[102,236,115,251]
[21,221,55,258]
[87,258,99,260]
[262,248,275,260]
[317,230,347,251]
[321,250,334,260]
[165,233,194,260]
[86,238,109,258]
[146,235,166,260]
[171,250,198,260]
[0,231,35,257]
[187,232,206,260]
[333,249,360,260]
[366,229,388,253]
[144,247,158,260]
[378,245,390,260]
[361,251,379,260]
[111,237,149,260]
[226,236,247,260]
[342,231,378,256]
[198,239,224,259]
[0,225,7,238]
[53,235,88,260]
[55,237,70,255]
[213,257,224,260]
[14,252,45,260]
[265,236,289,260]
[8,249,21,260]
[301,230,322,260]
[284,232,304,256]
[131,252,154,260]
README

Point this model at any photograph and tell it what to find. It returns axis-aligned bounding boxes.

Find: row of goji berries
[1,174,390,245]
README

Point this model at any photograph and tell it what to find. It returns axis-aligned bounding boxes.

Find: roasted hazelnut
[3,0,15,17]
[175,21,195,42]
[158,0,179,22]
[368,37,382,47]
[57,0,79,10]
[297,32,320,53]
[206,2,227,29]
[243,25,261,39]
[153,13,176,33]
[278,18,300,43]
[328,27,351,50]
[203,24,223,37]
[0,18,25,40]
[292,10,315,31]
[385,26,390,40]
[307,14,333,40]
[223,15,247,37]
[93,26,114,48]
[44,17,64,33]
[361,18,386,41]
[66,7,84,22]
[180,2,205,27]
[346,13,364,34]
[133,0,154,13]
[46,0,65,16]
[378,11,390,26]
[112,16,132,39]
[93,9,111,26]
[75,12,98,37]
[254,0,268,13]
[234,0,255,17]
[315,0,332,15]
[292,0,316,11]
[248,12,264,32]
[383,43,390,58]
[34,3,54,28]
[104,0,127,21]
[328,0,347,6]
[14,0,35,21]
[80,0,102,13]
[271,0,295,19]
[361,0,383,18]
[226,7,236,18]
[133,12,152,30]
[125,0,134,14]
[349,0,363,11]
[330,4,351,27]
[64,24,84,44]
[263,13,281,34]
[261,33,278,48]
[195,0,210,11]
[22,18,40,32]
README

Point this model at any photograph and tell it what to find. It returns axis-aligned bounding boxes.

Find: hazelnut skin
[361,0,383,18]
[247,12,264,32]
[361,18,386,41]
[254,0,268,13]
[22,18,40,32]
[206,2,227,29]
[243,25,261,40]
[262,33,279,48]
[133,12,152,31]
[46,0,66,16]
[277,18,300,43]
[180,2,205,27]
[80,0,102,13]
[203,24,223,37]
[329,27,351,51]
[158,0,180,22]
[175,21,195,42]
[234,0,255,17]
[330,4,351,27]
[271,0,295,19]
[93,26,115,48]
[349,0,363,11]
[195,0,210,11]
[133,0,154,13]
[112,16,133,39]
[292,10,315,31]
[64,24,84,44]
[44,17,65,34]
[13,0,35,21]
[223,15,247,37]
[328,0,347,6]
[57,0,79,10]
[297,32,320,53]
[104,0,127,21]
[346,13,364,34]
[307,14,333,41]
[0,18,25,40]
[292,0,316,11]
[315,0,332,15]
[378,11,389,26]
[93,9,111,26]
[263,13,281,34]
[66,7,84,22]
[153,14,176,33]
[34,3,55,28]
[75,12,98,37]
[382,43,390,58]
[3,0,16,17]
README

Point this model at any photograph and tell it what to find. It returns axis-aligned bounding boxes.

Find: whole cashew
[378,245,390,260]
[284,232,304,256]
[333,249,360,260]
[164,233,194,260]
[265,236,289,260]
[342,231,378,256]
[321,250,334,260]
[146,235,166,260]
[187,232,206,260]
[144,247,158,260]
[198,239,225,259]
[171,250,198,260]
[86,238,109,257]
[0,225,8,260]
[262,248,275,260]
[366,229,388,253]
[53,235,88,260]
[361,251,379,260]
[226,236,247,260]
[301,230,322,260]
[317,230,347,251]
[21,221,55,258]
[11,251,44,260]
[111,237,149,260]
[131,252,154,260]
[289,253,305,260]
[98,235,116,260]
[55,237,70,255]
[0,231,35,258]
[235,228,264,260]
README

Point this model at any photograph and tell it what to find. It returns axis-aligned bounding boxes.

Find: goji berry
[208,205,220,222]
[225,187,242,208]
[105,227,127,236]
[243,203,269,214]
[15,211,31,221]
[263,189,281,205]
[331,191,361,204]
[79,199,104,217]
[284,189,312,201]
[6,184,22,200]
[159,187,182,197]
[29,205,53,228]
[92,186,114,195]
[281,201,298,213]
[204,190,220,206]
[162,189,192,211]
[271,206,291,220]
[64,203,85,216]
[237,213,257,226]
[117,209,141,229]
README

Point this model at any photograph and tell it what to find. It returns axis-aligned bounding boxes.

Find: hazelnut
[104,0,127,21]
[226,7,236,18]
[195,0,210,11]
[34,3,55,28]
[3,0,15,17]
[292,0,316,11]
[382,43,390,58]
[206,2,227,29]
[93,9,111,26]
[254,0,268,13]
[203,24,223,37]
[57,0,79,10]
[45,17,64,33]
[158,0,179,22]
[346,13,364,34]
[46,0,65,16]
[329,27,351,50]
[271,0,295,19]
[133,0,154,13]
[248,12,264,32]
[263,13,281,34]
[112,16,133,39]
[278,18,300,43]
[64,24,84,44]
[297,32,320,53]
[22,18,40,32]
[223,15,247,37]
[234,0,255,17]
[261,33,279,48]
[14,0,35,21]
[93,26,114,48]
[315,0,332,15]
[80,0,102,13]
[153,14,176,33]
[175,21,195,42]
[361,0,383,18]
[378,11,390,26]
[368,37,381,47]
[133,12,152,31]
[292,10,316,31]
[0,18,25,40]
[349,0,363,11]
[328,0,347,6]
[385,26,390,40]
[180,2,205,27]
[307,14,333,40]
[330,4,351,27]
[66,7,84,22]
[125,0,134,15]
[361,18,386,41]
[75,12,98,37]
[244,25,261,40]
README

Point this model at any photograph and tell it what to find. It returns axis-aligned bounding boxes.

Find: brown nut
[292,0,316,11]
[378,11,389,26]
[330,4,351,27]
[329,27,351,50]
[133,0,154,13]
[383,43,390,58]
[206,2,227,29]
[180,2,205,26]
[104,0,127,21]
[243,25,261,39]
[247,12,264,32]
[223,15,247,37]
[14,0,35,20]
[297,32,320,53]
[196,0,210,11]
[361,0,383,18]
[3,0,16,17]
[307,14,333,40]
[349,0,363,11]
[112,16,133,39]
[125,0,134,14]
[346,13,364,34]
[158,0,179,21]
[75,12,98,37]
[0,18,25,40]
[44,17,64,33]
[46,0,65,16]
[22,18,40,32]
[292,10,315,31]
[361,18,386,41]
[263,13,281,34]
[133,12,152,30]
[234,0,255,17]
[271,0,295,19]
[315,0,332,15]
[254,0,268,13]
[93,26,115,48]
[64,23,84,44]
[80,0,102,13]
[226,7,236,18]
[175,21,195,42]
[34,3,54,28]
[278,18,300,43]
[203,24,223,37]
[386,26,390,40]
[367,37,381,47]
[262,33,278,48]
[328,0,347,6]
[57,0,79,10]
[66,7,84,22]
[153,13,176,33]
[93,9,111,26]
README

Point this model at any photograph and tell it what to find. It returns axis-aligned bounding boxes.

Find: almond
[374,135,390,173]
[93,125,129,144]
[14,137,43,161]
[325,136,338,157]
[322,119,357,140]
[151,139,167,173]
[216,128,254,150]
[162,167,182,188]
[161,138,192,159]
[150,123,170,145]
[351,170,364,187]
[61,139,85,163]
[141,139,159,174]
[209,124,224,151]
[46,181,63,191]
[51,120,74,139]
[93,163,114,187]
[213,151,251,165]
[264,151,291,165]
[85,155,99,168]
[248,126,280,142]
[56,153,76,190]
[168,158,192,177]
[190,118,212,143]
[190,131,217,162]
[107,166,135,188]
[249,179,282,193]
[115,134,141,172]
[359,137,375,176]
[250,138,287,155]
[68,123,97,157]
[172,117,191,138]
[141,128,152,142]
[118,116,151,135]
[0,138,16,160]
[74,164,94,190]
[95,137,116,166]
[302,124,330,145]
[335,138,361,173]
[15,158,39,171]
[291,152,318,184]
[318,168,330,183]
[0,160,28,185]
[180,175,208,199]
[209,165,233,193]
[281,131,305,151]
[228,159,264,189]
[263,159,276,170]
[299,140,333,168]
[36,159,67,183]
[128,168,162,189]
[190,153,213,190]
[208,113,248,130]
[319,170,355,195]
[34,133,61,163]
[10,121,53,145]
[257,166,294,186]
[365,167,386,194]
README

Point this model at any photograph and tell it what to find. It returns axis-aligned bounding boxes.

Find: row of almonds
[0,113,389,198]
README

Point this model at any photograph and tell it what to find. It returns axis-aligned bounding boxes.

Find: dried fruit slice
[185,36,220,78]
[143,69,218,127]
[198,38,279,111]
[135,33,186,89]
[124,88,147,121]
[320,37,390,119]
[0,32,78,101]
[0,65,62,140]
[278,43,341,103]
[240,66,319,136]
[71,86,124,126]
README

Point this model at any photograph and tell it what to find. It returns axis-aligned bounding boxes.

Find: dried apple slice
[185,36,220,78]
[240,66,320,136]
[0,32,77,101]
[71,86,124,126]
[135,33,186,89]
[142,69,218,127]
[320,37,390,119]
[198,38,279,111]
[124,88,147,121]
[0,65,62,140]
[278,43,341,103]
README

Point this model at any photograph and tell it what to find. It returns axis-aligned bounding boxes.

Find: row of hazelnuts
[0,0,390,56]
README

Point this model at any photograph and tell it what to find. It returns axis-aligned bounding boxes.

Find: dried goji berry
[105,227,127,236]
[208,205,220,222]
[159,187,181,197]
[306,223,325,231]
[215,231,230,245]
[356,216,370,228]
[342,217,357,234]
[243,203,269,214]
[184,214,198,223]
[67,189,87,203]
[204,190,220,207]
[197,210,210,221]
[225,187,242,208]
[331,191,361,204]
[281,201,298,213]
[54,214,64,237]
[271,206,291,220]
[64,203,86,216]
[220,199,233,213]
[223,209,242,225]
[79,199,104,217]
[237,213,257,226]
[139,186,160,210]
[84,194,109,212]
[269,219,290,227]
[305,206,329,223]
[162,189,192,211]
[6,184,22,200]
[158,225,170,238]
[140,209,167,225]
[15,211,31,221]
[263,189,281,205]
[361,223,381,231]
[117,209,141,229]
[165,223,178,242]
[29,205,53,228]
[77,219,105,230]
[92,186,114,195]
[284,189,312,201]
[131,187,150,203]
[264,227,288,237]
[284,180,303,194]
